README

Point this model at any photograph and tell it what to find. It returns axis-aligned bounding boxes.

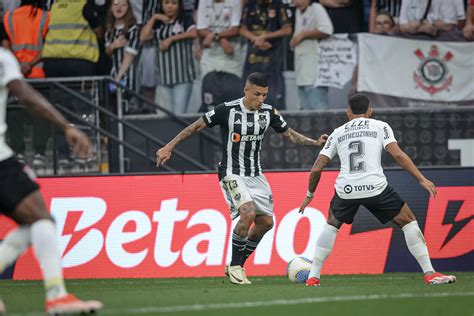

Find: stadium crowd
[0,0,473,168]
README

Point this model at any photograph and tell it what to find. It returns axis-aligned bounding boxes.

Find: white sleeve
[314,4,334,35]
[196,0,208,30]
[230,0,242,27]
[0,50,23,88]
[319,131,337,160]
[381,122,397,149]
[454,0,466,20]
[398,0,410,24]
[439,1,458,24]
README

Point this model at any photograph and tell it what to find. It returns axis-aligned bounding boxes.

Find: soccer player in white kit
[299,94,456,287]
[0,48,102,314]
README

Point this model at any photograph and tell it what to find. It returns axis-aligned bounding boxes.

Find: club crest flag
[357,33,474,102]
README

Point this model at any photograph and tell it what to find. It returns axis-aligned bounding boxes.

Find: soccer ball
[287,256,312,283]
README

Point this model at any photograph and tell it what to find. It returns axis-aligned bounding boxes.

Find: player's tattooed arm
[299,154,331,214]
[282,128,328,146]
[156,117,207,166]
[308,155,331,193]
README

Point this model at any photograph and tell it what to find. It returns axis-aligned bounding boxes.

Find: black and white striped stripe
[105,24,140,91]
[204,98,287,180]
[154,14,196,85]
[377,0,402,18]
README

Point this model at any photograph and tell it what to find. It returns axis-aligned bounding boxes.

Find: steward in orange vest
[4,1,50,78]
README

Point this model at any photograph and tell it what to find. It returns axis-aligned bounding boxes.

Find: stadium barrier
[0,168,472,280]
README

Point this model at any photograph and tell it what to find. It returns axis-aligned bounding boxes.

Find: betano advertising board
[0,169,472,280]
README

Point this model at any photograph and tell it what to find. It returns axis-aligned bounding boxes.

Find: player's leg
[240,175,275,268]
[307,192,359,286]
[392,204,456,284]
[306,208,342,286]
[242,215,274,266]
[11,191,103,314]
[220,175,255,284]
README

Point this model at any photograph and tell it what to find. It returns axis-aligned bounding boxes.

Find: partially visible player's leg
[307,209,342,286]
[392,204,456,284]
[0,226,30,274]
[11,191,103,313]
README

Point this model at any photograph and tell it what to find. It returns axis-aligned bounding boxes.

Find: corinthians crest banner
[357,33,474,103]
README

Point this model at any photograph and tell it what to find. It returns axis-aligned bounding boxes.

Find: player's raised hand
[65,126,92,159]
[156,146,172,167]
[419,178,437,198]
[316,134,329,146]
[298,196,313,214]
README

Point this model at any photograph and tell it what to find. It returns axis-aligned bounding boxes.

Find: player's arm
[299,154,331,214]
[282,128,328,147]
[156,117,207,166]
[7,79,91,158]
[386,142,437,198]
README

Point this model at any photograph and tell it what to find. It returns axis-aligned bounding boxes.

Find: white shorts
[220,174,274,220]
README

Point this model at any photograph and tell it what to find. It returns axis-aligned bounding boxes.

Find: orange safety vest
[4,5,50,78]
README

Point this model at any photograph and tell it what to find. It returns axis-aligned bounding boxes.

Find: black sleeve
[202,103,228,128]
[269,108,289,133]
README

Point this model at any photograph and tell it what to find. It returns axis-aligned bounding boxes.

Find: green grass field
[1,272,473,316]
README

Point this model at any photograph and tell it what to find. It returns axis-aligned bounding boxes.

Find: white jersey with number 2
[319,117,397,199]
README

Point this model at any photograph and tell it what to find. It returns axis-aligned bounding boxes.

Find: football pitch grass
[1,272,472,316]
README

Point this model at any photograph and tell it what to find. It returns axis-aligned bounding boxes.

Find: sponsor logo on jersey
[344,184,375,194]
[231,133,264,143]
[414,45,453,96]
[234,119,242,125]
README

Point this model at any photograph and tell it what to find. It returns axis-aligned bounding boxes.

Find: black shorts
[0,157,40,214]
[330,185,405,224]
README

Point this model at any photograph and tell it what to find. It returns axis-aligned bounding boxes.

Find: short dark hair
[348,94,370,114]
[377,11,395,27]
[246,72,268,87]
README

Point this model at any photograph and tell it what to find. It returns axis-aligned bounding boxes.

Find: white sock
[309,224,339,279]
[0,226,30,273]
[30,219,68,300]
[402,220,434,274]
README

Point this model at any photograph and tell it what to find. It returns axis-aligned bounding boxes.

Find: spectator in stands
[399,0,460,36]
[372,10,397,34]
[140,0,197,114]
[131,0,159,107]
[42,0,102,169]
[369,0,400,33]
[290,0,333,110]
[196,0,244,79]
[240,0,292,110]
[463,0,474,40]
[105,0,140,95]
[319,0,364,34]
[3,0,51,168]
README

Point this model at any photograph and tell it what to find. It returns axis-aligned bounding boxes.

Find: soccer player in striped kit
[156,72,328,284]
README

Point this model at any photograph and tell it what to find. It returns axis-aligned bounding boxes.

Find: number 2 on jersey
[349,141,365,173]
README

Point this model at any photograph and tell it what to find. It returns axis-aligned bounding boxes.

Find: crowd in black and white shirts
[0,0,473,115]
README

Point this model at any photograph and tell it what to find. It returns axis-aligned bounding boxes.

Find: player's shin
[0,226,30,273]
[230,232,247,266]
[402,220,435,274]
[309,224,339,279]
[241,238,259,266]
[30,219,68,299]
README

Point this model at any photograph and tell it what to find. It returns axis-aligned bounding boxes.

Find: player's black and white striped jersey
[203,98,289,180]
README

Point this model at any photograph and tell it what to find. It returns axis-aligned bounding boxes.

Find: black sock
[241,238,259,266]
[230,232,247,266]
